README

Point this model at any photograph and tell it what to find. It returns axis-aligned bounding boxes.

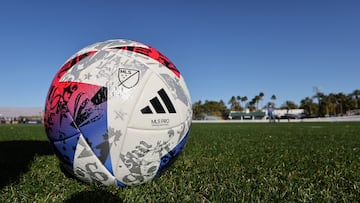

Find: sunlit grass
[0,123,359,202]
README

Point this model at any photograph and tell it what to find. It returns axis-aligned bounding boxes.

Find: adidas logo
[141,89,176,114]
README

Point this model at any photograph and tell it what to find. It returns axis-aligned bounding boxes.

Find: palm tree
[270,94,276,107]
[320,94,330,116]
[336,93,347,115]
[241,96,248,111]
[258,92,264,109]
[236,96,243,111]
[248,98,256,112]
[313,91,324,116]
[300,97,314,116]
[351,89,360,109]
[254,95,261,110]
[328,93,337,116]
[228,96,237,111]
[281,100,298,109]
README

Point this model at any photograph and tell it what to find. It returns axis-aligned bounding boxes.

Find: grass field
[0,122,359,202]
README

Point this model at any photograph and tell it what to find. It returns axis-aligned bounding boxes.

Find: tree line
[192,89,360,120]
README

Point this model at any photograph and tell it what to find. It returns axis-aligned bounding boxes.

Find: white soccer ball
[44,39,192,186]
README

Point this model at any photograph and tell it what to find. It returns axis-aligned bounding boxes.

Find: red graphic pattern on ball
[45,50,101,141]
[111,46,181,78]
[44,51,109,173]
[53,51,97,81]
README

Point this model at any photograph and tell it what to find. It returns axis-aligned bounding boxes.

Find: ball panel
[59,46,152,90]
[44,82,106,141]
[77,104,111,173]
[156,126,191,177]
[73,134,116,186]
[114,123,189,185]
[106,65,154,176]
[158,73,191,108]
[72,39,148,58]
[111,45,180,78]
[44,82,81,141]
[52,51,97,85]
[51,133,81,171]
[128,73,182,130]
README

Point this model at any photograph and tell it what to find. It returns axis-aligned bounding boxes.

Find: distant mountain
[0,107,43,118]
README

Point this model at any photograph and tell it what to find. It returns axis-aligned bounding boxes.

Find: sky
[0,0,359,108]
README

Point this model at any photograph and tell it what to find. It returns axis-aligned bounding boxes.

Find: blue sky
[0,0,359,108]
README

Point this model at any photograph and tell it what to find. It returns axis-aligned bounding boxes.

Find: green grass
[0,123,359,202]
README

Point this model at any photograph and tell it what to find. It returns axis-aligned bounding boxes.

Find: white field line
[192,116,360,123]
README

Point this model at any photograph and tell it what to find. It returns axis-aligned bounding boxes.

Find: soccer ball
[44,39,192,187]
